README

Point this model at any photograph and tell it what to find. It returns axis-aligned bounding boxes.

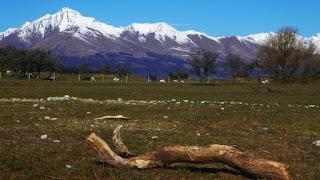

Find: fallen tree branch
[112,125,135,157]
[87,126,290,180]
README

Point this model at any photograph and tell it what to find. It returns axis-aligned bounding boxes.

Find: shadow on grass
[95,161,256,179]
[168,166,256,179]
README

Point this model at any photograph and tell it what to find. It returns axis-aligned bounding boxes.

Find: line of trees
[78,63,131,80]
[190,27,320,84]
[190,50,253,83]
[0,46,60,79]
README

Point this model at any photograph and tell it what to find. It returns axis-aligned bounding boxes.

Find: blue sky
[0,0,319,37]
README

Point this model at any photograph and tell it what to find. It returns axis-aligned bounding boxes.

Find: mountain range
[1,7,319,77]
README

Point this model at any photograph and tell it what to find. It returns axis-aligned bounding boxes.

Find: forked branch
[87,126,290,180]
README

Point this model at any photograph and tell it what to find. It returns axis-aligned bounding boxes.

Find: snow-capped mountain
[0,7,318,76]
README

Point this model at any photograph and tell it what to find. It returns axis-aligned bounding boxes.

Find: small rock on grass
[65,164,73,168]
[40,134,48,140]
[313,140,320,147]
[151,136,159,139]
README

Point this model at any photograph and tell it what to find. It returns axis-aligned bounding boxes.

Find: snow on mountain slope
[125,22,190,44]
[0,7,123,43]
[0,28,18,40]
[241,32,274,45]
[310,34,320,52]
[0,7,227,46]
[124,22,218,44]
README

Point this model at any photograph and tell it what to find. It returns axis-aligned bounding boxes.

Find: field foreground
[0,81,319,179]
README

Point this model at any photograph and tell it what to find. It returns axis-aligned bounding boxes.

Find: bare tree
[299,43,320,83]
[224,54,253,79]
[191,50,219,84]
[257,27,318,83]
[116,64,130,80]
[78,63,90,75]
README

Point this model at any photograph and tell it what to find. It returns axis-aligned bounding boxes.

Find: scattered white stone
[39,106,46,110]
[52,140,60,143]
[50,118,58,121]
[151,136,159,139]
[33,104,39,108]
[40,134,48,140]
[44,116,51,120]
[196,133,201,136]
[34,124,39,126]
[117,98,123,102]
[313,140,320,147]
[86,112,91,115]
[184,100,189,103]
[16,120,20,123]
[163,116,168,119]
[65,164,73,169]
[262,127,269,131]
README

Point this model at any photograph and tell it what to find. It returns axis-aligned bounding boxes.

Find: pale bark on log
[87,126,290,180]
[112,125,135,157]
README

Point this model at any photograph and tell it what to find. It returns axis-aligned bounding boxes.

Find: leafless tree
[224,54,253,79]
[257,27,319,83]
[191,50,219,84]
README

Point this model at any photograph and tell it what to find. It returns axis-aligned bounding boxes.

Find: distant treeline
[0,46,60,78]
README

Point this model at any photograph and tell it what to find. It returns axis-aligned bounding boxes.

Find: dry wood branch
[112,125,135,157]
[87,126,290,180]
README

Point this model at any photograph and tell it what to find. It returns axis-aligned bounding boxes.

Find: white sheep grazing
[180,80,185,83]
[113,78,120,82]
[173,80,178,83]
[159,79,166,83]
[261,80,270,84]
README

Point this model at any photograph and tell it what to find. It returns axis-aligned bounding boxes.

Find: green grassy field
[0,81,319,179]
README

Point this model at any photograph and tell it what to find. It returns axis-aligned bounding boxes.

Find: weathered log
[112,125,135,157]
[87,126,290,180]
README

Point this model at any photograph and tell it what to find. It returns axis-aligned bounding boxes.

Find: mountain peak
[57,7,82,16]
[127,22,177,34]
